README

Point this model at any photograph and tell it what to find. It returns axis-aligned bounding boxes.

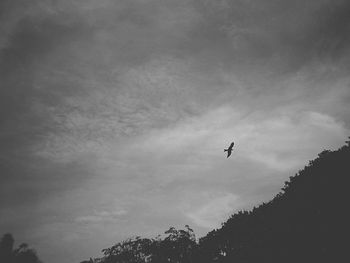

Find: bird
[224,142,234,158]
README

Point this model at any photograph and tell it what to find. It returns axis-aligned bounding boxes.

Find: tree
[0,233,14,263]
[149,225,197,263]
[97,226,197,263]
[101,236,152,263]
[0,234,42,263]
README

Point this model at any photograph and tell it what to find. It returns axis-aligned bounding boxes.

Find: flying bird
[224,142,234,158]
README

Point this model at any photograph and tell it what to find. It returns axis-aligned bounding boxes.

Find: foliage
[86,225,197,263]
[0,234,42,263]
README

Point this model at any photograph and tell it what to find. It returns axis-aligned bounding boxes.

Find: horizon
[1,1,350,263]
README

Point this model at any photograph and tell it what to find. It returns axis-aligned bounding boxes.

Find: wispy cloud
[186,192,240,229]
[75,209,128,224]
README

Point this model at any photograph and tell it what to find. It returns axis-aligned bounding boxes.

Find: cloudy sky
[1,0,349,262]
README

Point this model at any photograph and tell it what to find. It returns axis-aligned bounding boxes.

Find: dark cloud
[312,1,350,58]
[0,11,95,169]
[191,0,350,74]
[0,7,97,236]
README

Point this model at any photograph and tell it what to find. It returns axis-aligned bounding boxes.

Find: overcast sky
[1,1,350,262]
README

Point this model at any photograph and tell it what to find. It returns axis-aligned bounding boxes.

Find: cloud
[194,0,350,70]
[186,192,240,229]
[31,56,203,163]
[122,106,347,179]
[75,209,128,224]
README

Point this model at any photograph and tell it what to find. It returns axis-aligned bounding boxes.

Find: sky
[1,0,350,262]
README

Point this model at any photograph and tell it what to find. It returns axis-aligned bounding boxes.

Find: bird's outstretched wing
[229,142,234,149]
[224,141,235,158]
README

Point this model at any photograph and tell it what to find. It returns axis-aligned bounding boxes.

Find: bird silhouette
[224,142,234,158]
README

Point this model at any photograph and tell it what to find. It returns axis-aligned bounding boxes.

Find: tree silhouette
[0,233,14,263]
[87,226,198,263]
[101,236,152,263]
[149,225,197,263]
[0,234,42,263]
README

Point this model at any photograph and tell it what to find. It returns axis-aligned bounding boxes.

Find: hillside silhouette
[80,139,349,263]
[197,140,349,263]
